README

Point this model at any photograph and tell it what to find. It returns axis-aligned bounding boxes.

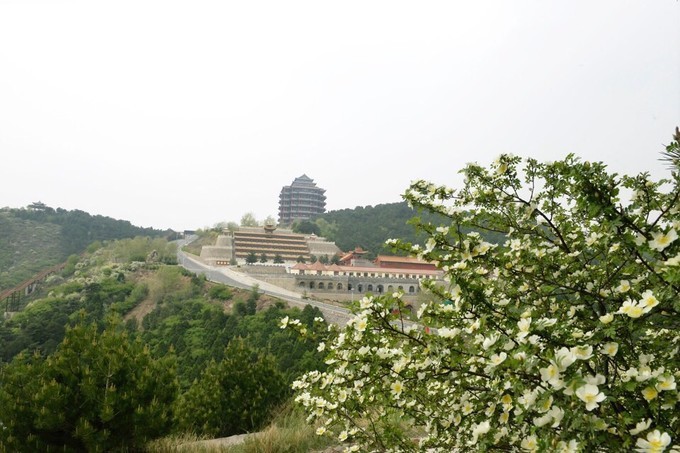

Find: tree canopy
[246,251,258,264]
[240,212,259,227]
[310,201,505,258]
[175,338,287,437]
[292,219,321,236]
[0,318,177,451]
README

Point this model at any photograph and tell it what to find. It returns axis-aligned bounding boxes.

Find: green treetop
[0,316,177,451]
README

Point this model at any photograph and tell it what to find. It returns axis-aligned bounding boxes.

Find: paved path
[175,237,352,325]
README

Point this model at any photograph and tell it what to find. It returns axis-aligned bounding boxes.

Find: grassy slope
[147,403,333,453]
[0,206,172,292]
[182,230,219,256]
[0,211,64,291]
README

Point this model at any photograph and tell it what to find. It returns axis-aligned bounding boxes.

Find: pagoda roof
[308,260,327,271]
[339,247,368,263]
[290,174,321,187]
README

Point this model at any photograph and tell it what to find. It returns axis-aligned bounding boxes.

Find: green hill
[288,202,429,258]
[293,201,507,259]
[0,202,172,291]
[0,237,326,450]
[0,211,64,290]
[298,201,501,258]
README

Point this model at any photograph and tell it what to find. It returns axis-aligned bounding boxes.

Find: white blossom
[630,419,652,435]
[575,384,606,411]
[649,229,677,251]
[635,430,672,453]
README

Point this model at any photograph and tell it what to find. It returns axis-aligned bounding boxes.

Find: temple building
[199,227,442,304]
[199,225,341,265]
[289,254,442,298]
[278,174,326,225]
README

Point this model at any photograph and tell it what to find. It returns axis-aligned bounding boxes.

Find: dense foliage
[176,339,288,437]
[0,238,178,359]
[310,202,434,258]
[0,211,64,291]
[0,319,177,451]
[291,136,680,451]
[11,202,169,256]
[313,201,505,258]
[0,203,172,291]
[0,238,328,449]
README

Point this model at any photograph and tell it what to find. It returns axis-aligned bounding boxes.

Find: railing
[1,262,67,314]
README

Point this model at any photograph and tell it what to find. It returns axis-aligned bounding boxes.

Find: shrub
[209,285,233,301]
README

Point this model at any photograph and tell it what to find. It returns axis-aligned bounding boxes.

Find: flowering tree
[288,134,680,452]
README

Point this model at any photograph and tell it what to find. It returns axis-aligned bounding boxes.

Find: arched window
[299,281,305,287]
[388,285,393,292]
[318,282,325,290]
[358,284,363,293]
[377,284,384,293]
[337,283,343,290]
[348,283,353,291]
[398,285,403,291]
[409,286,415,293]
[310,282,315,289]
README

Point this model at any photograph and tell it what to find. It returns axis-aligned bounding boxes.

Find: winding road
[175,236,352,325]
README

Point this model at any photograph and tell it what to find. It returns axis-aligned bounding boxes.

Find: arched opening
[409,286,415,293]
[398,285,404,291]
[299,281,305,287]
[347,283,353,291]
[358,284,363,293]
[377,284,384,293]
[367,284,373,292]
[337,283,343,290]
[387,285,393,292]
[318,282,325,290]
[309,282,315,289]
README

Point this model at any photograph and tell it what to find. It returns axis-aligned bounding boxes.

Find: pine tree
[245,251,258,265]
[0,316,177,451]
[175,339,287,437]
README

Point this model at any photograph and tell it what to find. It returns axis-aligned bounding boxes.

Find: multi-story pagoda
[278,174,326,225]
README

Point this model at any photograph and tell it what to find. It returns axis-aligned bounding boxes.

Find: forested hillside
[0,237,327,451]
[0,202,172,291]
[302,201,505,258]
[290,202,435,258]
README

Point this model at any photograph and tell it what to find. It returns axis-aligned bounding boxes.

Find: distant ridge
[305,201,439,258]
[0,203,172,291]
[305,201,506,259]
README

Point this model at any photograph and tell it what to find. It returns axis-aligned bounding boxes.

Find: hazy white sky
[1,1,678,230]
